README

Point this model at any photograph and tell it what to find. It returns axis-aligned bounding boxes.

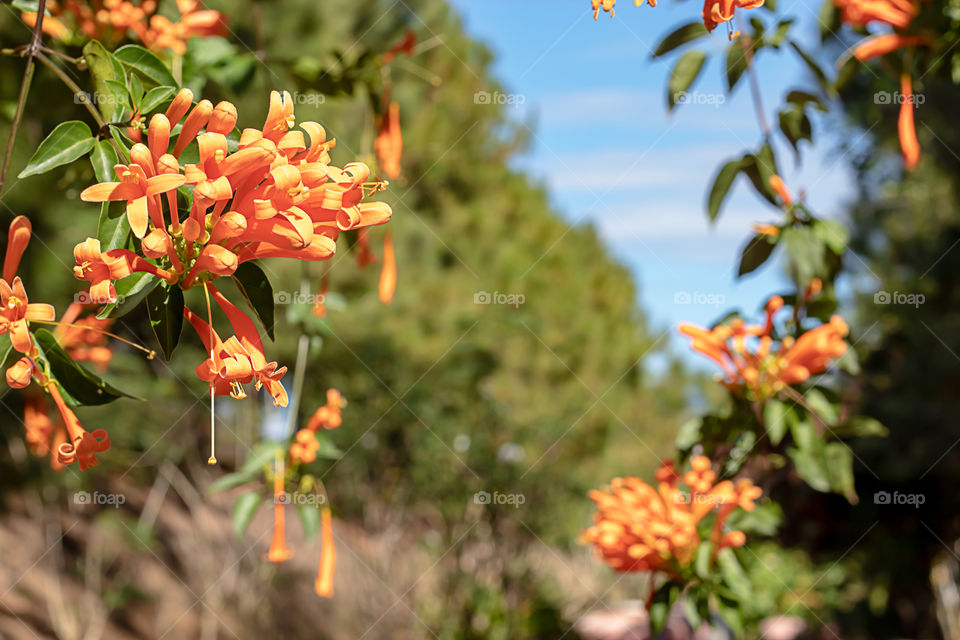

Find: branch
[0,0,48,195]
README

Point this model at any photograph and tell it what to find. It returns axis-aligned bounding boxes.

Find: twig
[739,17,771,139]
[0,0,48,195]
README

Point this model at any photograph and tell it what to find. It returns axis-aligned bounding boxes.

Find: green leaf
[89,139,119,182]
[33,329,138,406]
[652,22,708,57]
[789,40,832,95]
[707,156,747,222]
[769,18,796,47]
[231,492,262,538]
[140,86,176,114]
[763,398,796,446]
[717,549,752,601]
[97,201,130,251]
[128,73,145,110]
[18,121,95,179]
[104,79,133,112]
[725,40,748,92]
[814,218,848,255]
[146,285,184,361]
[737,233,777,277]
[805,387,839,424]
[97,273,161,319]
[788,443,830,492]
[825,442,857,502]
[231,262,275,340]
[240,441,285,474]
[667,50,707,111]
[114,45,177,87]
[297,504,321,543]
[726,501,783,535]
[779,106,812,155]
[833,415,888,439]
[782,226,825,285]
[786,89,826,111]
[208,471,258,494]
[0,333,14,371]
[83,40,125,120]
[675,417,702,452]
[313,432,342,460]
[695,540,713,579]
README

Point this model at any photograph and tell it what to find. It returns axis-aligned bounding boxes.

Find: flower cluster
[290,389,346,464]
[23,0,225,53]
[77,89,392,406]
[0,218,116,470]
[678,296,849,400]
[582,456,761,573]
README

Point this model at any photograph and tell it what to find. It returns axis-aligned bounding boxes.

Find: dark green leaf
[97,201,130,251]
[231,262,275,340]
[779,106,812,155]
[813,218,848,255]
[140,86,176,114]
[18,121,95,179]
[89,140,119,182]
[786,90,826,111]
[652,22,708,58]
[114,45,177,87]
[833,415,888,439]
[97,273,160,319]
[707,156,747,222]
[782,226,825,284]
[33,329,138,405]
[789,40,832,95]
[0,333,13,371]
[297,504,321,543]
[667,50,707,111]
[146,285,184,361]
[737,233,777,277]
[313,432,342,460]
[726,40,748,92]
[231,492,262,538]
[825,442,857,502]
[770,18,796,47]
[763,398,795,446]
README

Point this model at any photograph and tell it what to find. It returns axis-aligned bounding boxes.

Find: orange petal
[314,507,336,598]
[127,196,150,239]
[378,232,396,305]
[3,216,31,283]
[898,74,920,171]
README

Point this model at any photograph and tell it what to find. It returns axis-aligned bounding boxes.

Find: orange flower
[290,429,320,464]
[55,303,114,371]
[898,73,921,171]
[24,0,226,53]
[834,0,917,29]
[853,33,930,61]
[582,457,757,573]
[374,102,403,180]
[305,389,346,431]
[678,296,848,398]
[378,232,396,305]
[751,223,780,237]
[49,381,110,471]
[702,0,764,33]
[0,217,55,355]
[314,507,336,597]
[768,174,792,206]
[267,458,294,563]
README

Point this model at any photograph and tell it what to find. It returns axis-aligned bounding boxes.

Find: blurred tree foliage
[0,0,691,637]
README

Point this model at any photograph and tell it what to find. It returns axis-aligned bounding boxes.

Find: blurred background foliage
[0,0,956,638]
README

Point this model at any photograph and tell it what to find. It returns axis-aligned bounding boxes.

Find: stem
[36,52,104,128]
[0,0,47,196]
[202,282,217,465]
[739,19,770,139]
[284,276,312,438]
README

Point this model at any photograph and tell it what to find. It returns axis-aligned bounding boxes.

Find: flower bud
[6,357,34,388]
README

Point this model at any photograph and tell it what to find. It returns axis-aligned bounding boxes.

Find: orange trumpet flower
[315,507,336,597]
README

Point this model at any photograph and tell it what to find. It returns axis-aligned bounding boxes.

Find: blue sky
[447,0,858,358]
